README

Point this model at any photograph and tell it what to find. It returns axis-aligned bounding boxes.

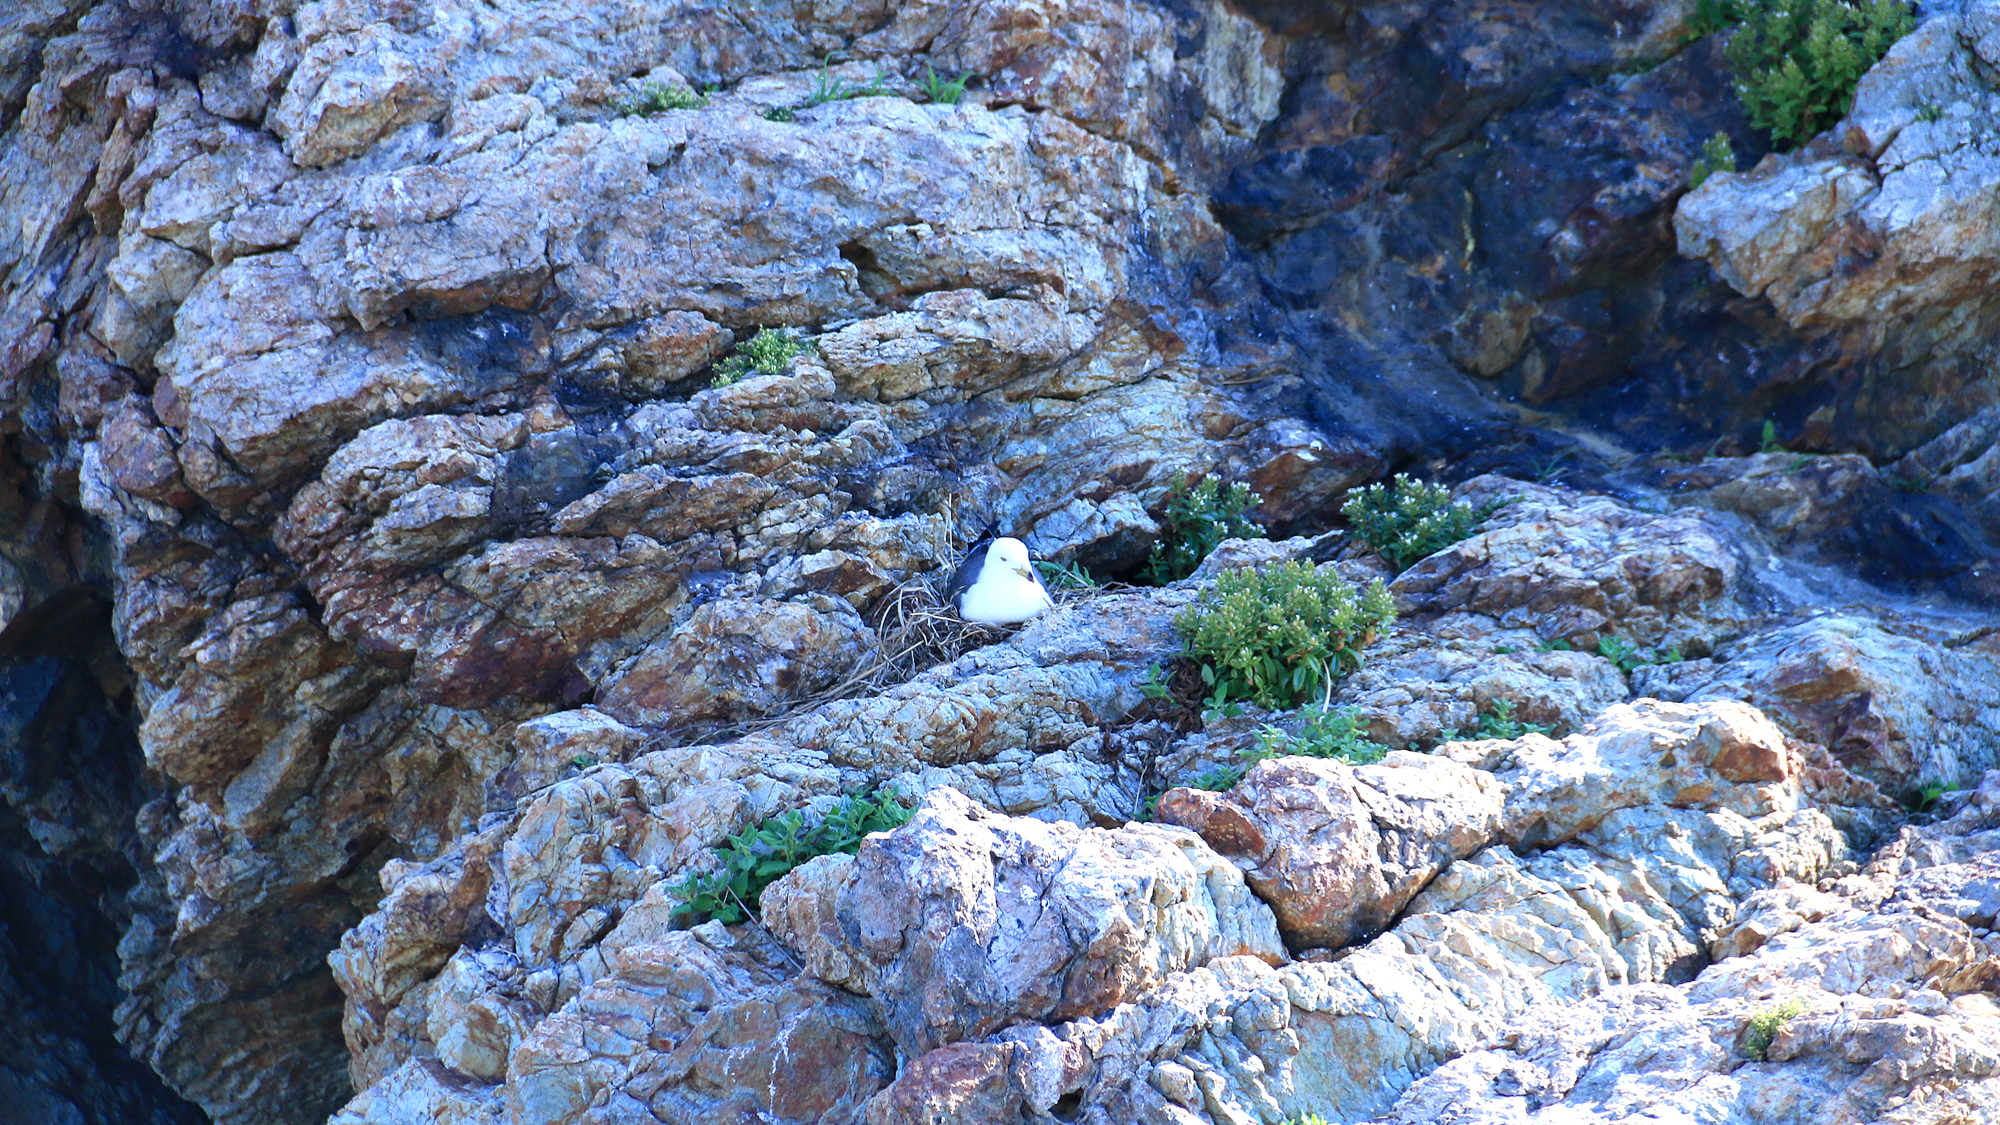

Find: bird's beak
[1014,564,1035,579]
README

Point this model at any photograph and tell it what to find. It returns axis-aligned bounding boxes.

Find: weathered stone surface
[1159,753,1504,950]
[1679,3,2000,334]
[1686,614,2000,799]
[597,596,878,730]
[11,0,2000,1120]
[507,924,894,1125]
[1390,477,1747,653]
[1383,788,2000,1125]
[814,787,1285,1056]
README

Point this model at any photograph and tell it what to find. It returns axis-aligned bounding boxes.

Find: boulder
[798,787,1285,1057]
[1158,753,1504,950]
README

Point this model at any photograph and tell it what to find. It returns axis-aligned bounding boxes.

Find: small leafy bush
[1255,703,1390,765]
[1144,703,1385,818]
[1144,762,1247,818]
[920,66,973,104]
[760,105,797,122]
[711,327,811,387]
[1744,996,1809,1060]
[1688,130,1737,189]
[1598,635,1682,673]
[1175,561,1395,711]
[1916,102,1943,122]
[1342,474,1503,572]
[668,787,913,924]
[1538,635,1681,673]
[1460,698,1552,740]
[1693,0,1915,148]
[1191,763,1248,791]
[1144,472,1265,584]
[613,81,707,116]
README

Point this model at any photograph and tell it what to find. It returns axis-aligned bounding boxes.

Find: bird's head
[989,537,1036,579]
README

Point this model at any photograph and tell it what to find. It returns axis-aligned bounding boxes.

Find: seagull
[947,536,1055,625]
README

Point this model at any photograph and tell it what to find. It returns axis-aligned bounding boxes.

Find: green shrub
[613,81,707,116]
[1688,131,1737,189]
[1916,102,1943,122]
[1174,561,1395,711]
[1255,703,1390,765]
[1744,996,1808,1060]
[712,327,811,387]
[668,787,913,924]
[1144,472,1265,584]
[1143,762,1247,818]
[1536,635,1681,673]
[920,66,973,104]
[1598,635,1682,673]
[1145,704,1385,816]
[1342,474,1503,572]
[1693,0,1915,148]
[1459,698,1552,740]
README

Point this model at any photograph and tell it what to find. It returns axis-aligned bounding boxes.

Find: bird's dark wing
[944,540,990,612]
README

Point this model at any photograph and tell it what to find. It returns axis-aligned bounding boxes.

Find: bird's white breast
[957,571,1054,625]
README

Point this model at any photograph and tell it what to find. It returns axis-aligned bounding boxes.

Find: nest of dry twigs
[652,566,1135,749]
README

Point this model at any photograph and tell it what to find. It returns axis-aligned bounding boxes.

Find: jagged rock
[1678,2,2000,335]
[597,595,878,730]
[1382,778,2000,1125]
[1390,477,1746,653]
[1334,617,1633,748]
[11,0,2000,1120]
[1158,753,1504,950]
[1162,700,1821,955]
[1687,613,2000,798]
[506,924,894,1125]
[785,787,1284,1057]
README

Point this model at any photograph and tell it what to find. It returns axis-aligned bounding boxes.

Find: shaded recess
[0,588,209,1125]
[1207,6,2000,597]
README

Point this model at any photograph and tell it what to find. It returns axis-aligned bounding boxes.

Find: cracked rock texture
[3,0,2000,1122]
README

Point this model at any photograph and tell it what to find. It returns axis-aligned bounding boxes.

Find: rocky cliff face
[2,0,1998,1123]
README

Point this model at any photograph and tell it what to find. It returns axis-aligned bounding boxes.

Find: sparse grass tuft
[1907,778,1966,815]
[1537,635,1681,674]
[1458,698,1552,740]
[1255,703,1390,765]
[920,66,973,104]
[1035,558,1098,590]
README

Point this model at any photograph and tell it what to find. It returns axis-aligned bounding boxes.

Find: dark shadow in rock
[0,588,209,1125]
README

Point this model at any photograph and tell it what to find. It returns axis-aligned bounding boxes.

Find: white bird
[947,537,1055,625]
